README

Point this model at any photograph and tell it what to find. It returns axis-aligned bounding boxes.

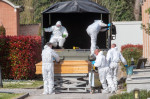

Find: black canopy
[42,0,109,14]
[42,0,111,49]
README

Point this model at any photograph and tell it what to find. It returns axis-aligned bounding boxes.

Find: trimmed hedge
[0,36,41,79]
[109,90,150,99]
[121,44,143,65]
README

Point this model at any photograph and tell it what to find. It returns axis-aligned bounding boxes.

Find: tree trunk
[134,0,140,21]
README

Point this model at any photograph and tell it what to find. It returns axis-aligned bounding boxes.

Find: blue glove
[91,61,95,65]
[107,28,110,30]
[124,65,128,67]
[108,23,111,27]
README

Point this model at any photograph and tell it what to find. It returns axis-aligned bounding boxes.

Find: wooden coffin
[36,60,92,74]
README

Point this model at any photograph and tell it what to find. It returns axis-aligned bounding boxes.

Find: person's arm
[119,52,127,65]
[44,26,54,32]
[94,56,102,67]
[106,50,111,66]
[52,50,60,62]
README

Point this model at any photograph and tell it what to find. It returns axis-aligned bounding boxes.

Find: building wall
[112,21,143,50]
[142,0,150,64]
[19,24,40,36]
[0,1,19,36]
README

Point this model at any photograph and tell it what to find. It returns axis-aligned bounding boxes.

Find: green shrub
[0,25,6,36]
[0,36,41,79]
[109,90,150,99]
[121,44,143,65]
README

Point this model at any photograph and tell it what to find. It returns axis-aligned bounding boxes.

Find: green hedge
[0,36,41,79]
[110,90,150,99]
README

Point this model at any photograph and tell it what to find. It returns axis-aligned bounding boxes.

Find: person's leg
[42,65,48,94]
[58,36,65,48]
[90,34,97,56]
[98,68,109,93]
[48,64,54,94]
[49,37,57,47]
[105,67,116,93]
[113,63,119,90]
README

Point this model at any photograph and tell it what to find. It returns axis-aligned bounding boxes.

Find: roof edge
[1,0,20,9]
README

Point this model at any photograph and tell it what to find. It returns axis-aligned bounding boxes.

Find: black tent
[42,0,111,49]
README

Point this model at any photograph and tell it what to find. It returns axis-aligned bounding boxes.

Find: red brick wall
[19,24,40,36]
[0,1,19,36]
[142,0,150,64]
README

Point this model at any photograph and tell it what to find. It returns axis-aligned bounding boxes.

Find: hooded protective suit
[42,45,60,94]
[44,21,68,48]
[94,51,115,93]
[106,47,127,90]
[86,20,107,56]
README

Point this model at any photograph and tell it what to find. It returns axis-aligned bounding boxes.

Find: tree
[134,0,140,21]
[10,0,141,23]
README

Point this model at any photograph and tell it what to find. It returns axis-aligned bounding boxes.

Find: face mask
[55,25,61,30]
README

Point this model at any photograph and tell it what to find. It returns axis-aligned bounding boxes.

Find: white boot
[101,89,109,94]
[49,89,55,94]
[42,92,48,95]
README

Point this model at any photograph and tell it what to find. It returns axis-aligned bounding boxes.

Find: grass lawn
[1,80,43,89]
[0,93,24,99]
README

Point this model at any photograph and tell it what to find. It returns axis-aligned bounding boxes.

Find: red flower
[130,49,133,52]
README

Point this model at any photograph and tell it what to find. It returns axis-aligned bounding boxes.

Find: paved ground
[0,64,125,99]
[0,88,112,99]
[25,92,112,99]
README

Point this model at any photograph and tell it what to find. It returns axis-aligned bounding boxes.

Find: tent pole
[108,13,112,49]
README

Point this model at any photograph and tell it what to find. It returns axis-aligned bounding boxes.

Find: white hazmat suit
[106,47,127,90]
[94,51,115,93]
[44,21,68,48]
[86,20,107,56]
[42,45,60,94]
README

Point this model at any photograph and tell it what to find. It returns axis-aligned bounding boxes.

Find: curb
[23,85,43,89]
[36,85,43,89]
[15,93,29,99]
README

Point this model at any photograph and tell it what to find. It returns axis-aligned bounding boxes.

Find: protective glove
[107,28,110,30]
[107,23,111,27]
[93,66,95,70]
[124,65,128,67]
[62,34,67,38]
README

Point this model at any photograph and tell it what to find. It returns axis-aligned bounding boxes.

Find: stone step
[126,78,150,92]
[126,79,150,84]
[133,68,150,72]
[131,69,150,79]
[126,68,150,92]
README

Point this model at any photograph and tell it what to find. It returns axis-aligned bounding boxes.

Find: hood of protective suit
[112,47,118,51]
[94,20,103,23]
[44,45,51,50]
[98,51,104,56]
[56,21,62,26]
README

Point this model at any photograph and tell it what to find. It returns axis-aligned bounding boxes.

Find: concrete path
[25,92,112,99]
[0,88,112,99]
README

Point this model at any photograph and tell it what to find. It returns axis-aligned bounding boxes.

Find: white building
[112,21,143,51]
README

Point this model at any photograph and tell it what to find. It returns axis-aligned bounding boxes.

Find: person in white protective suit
[86,20,108,56]
[44,21,68,48]
[42,42,60,94]
[106,44,127,91]
[94,49,116,94]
